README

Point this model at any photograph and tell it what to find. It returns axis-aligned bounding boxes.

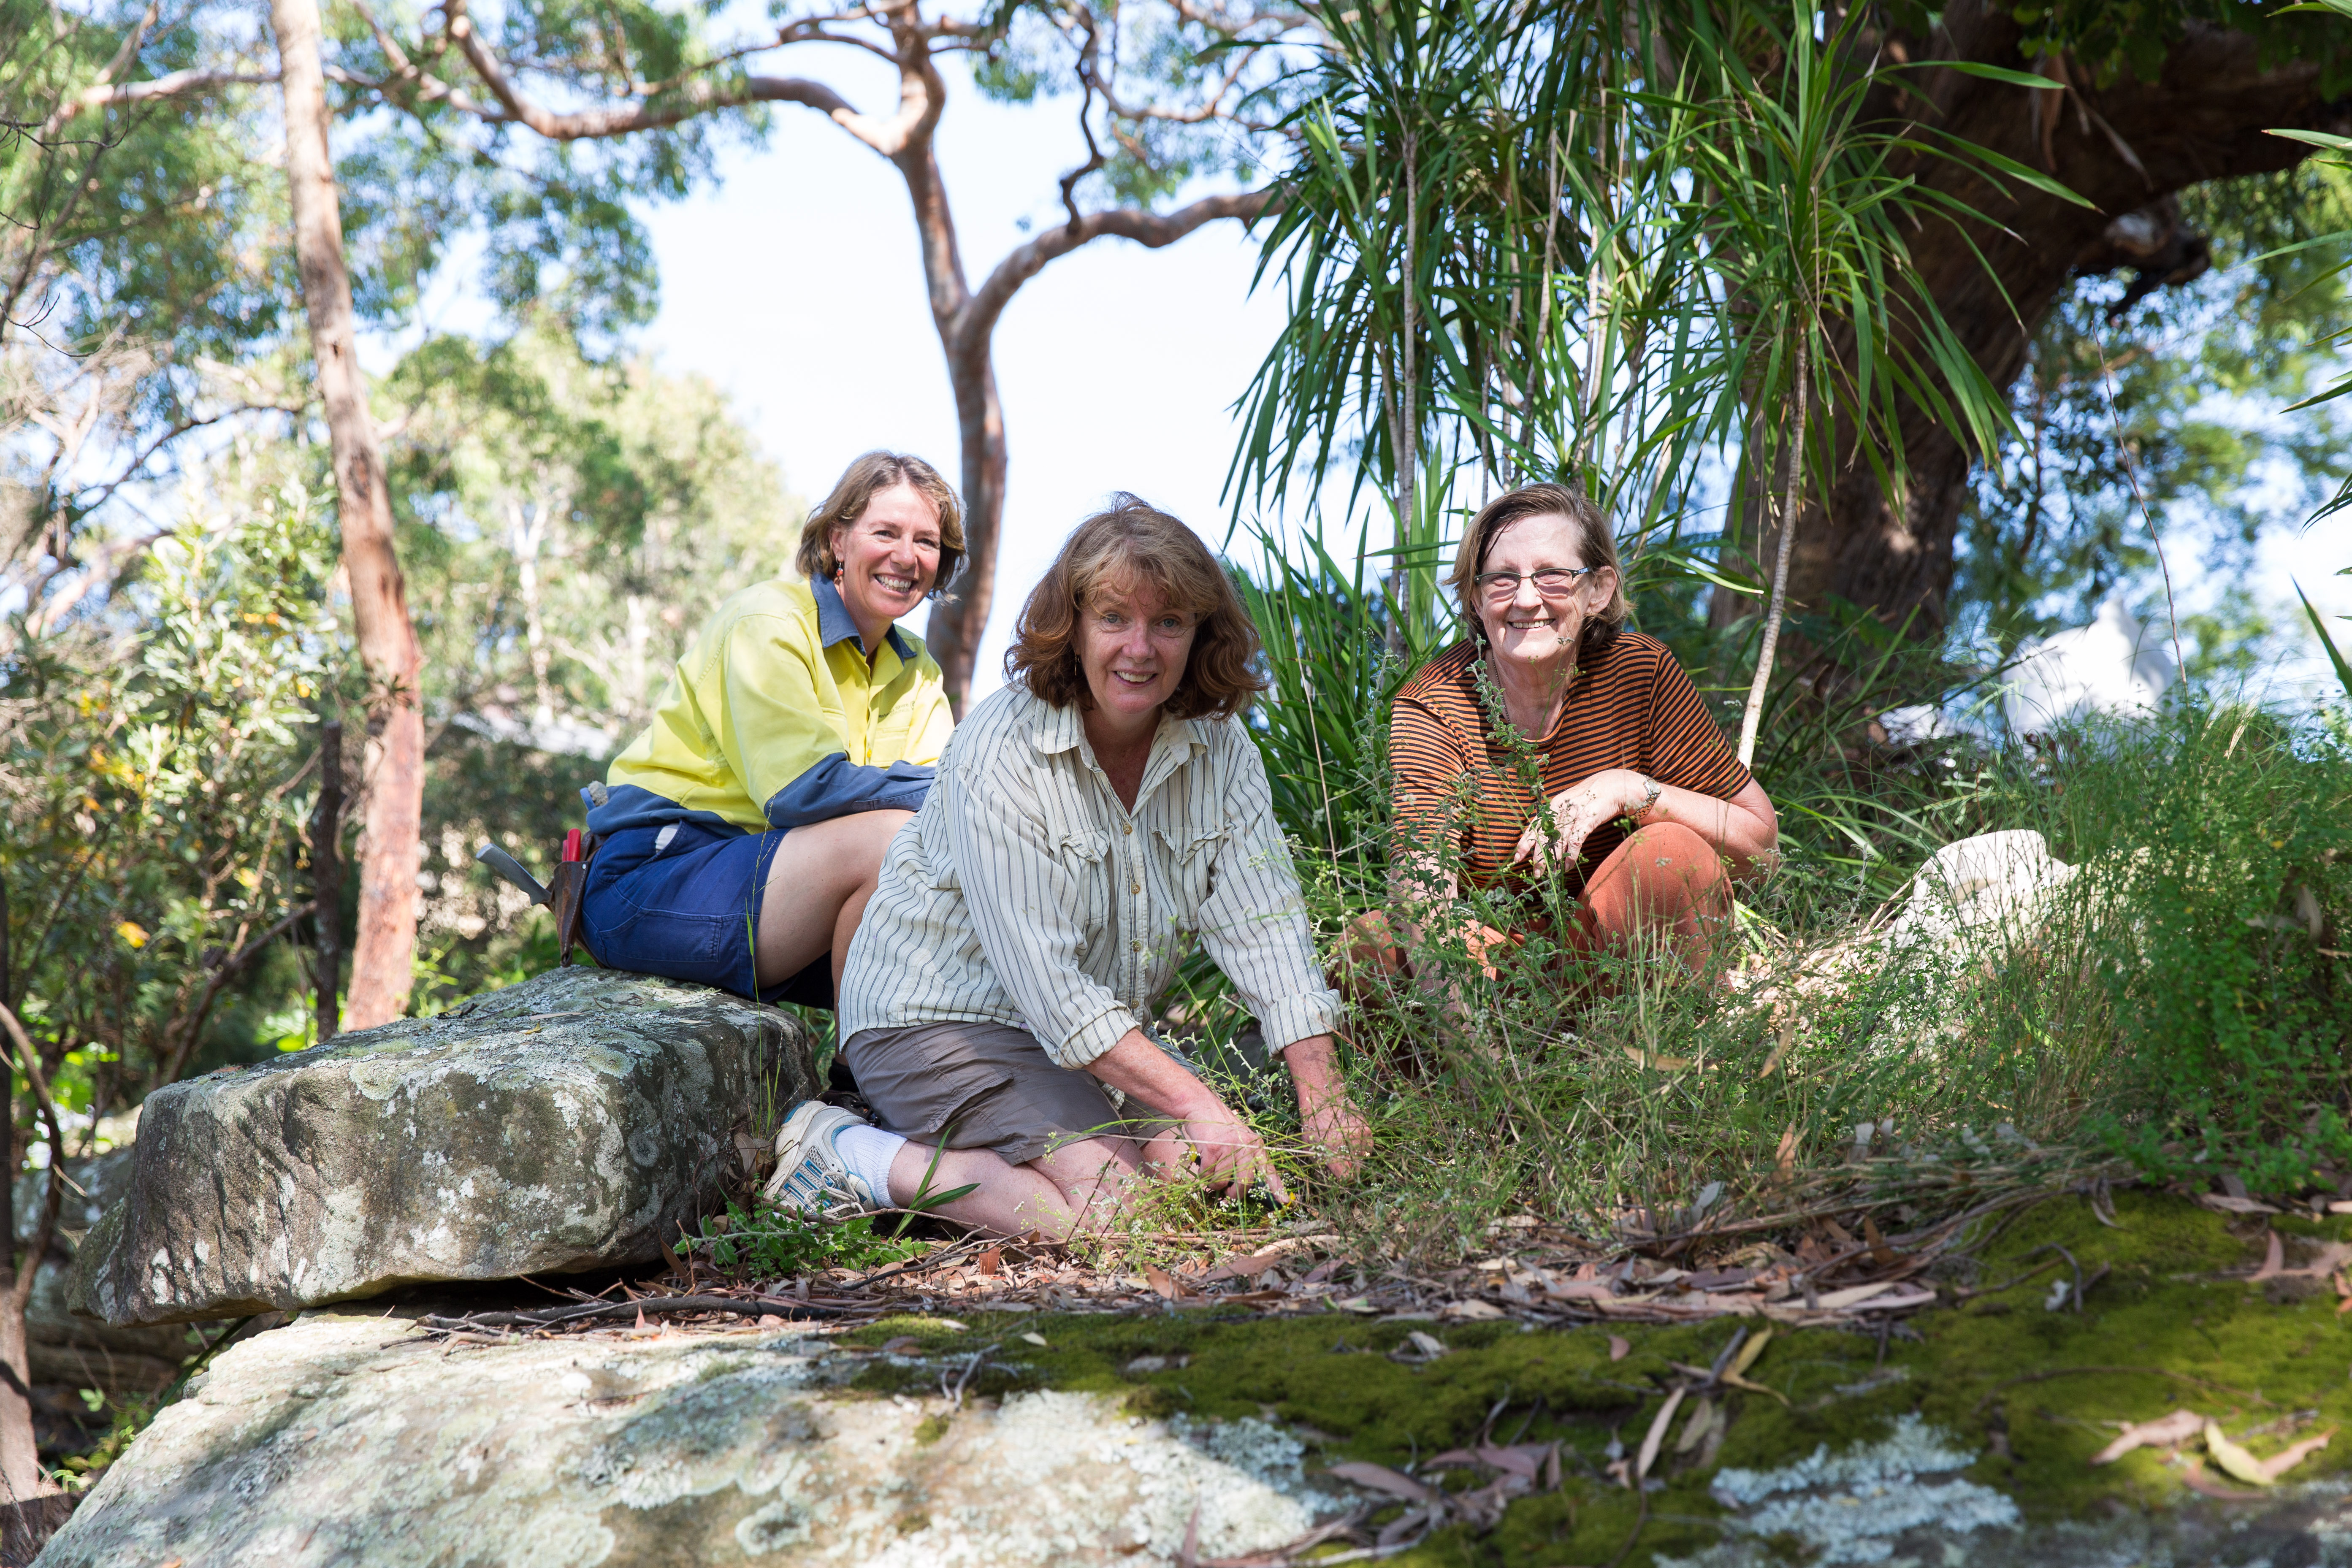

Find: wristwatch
[1630,773,1663,821]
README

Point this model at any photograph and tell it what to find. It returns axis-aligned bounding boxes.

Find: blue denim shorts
[579,819,832,1007]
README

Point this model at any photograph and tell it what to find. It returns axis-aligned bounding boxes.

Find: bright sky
[581,51,2351,711]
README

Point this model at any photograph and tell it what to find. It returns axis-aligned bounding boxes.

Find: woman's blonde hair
[1450,482,1628,660]
[794,451,965,596]
[1005,496,1266,720]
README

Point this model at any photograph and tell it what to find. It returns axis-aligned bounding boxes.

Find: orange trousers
[1349,822,1734,986]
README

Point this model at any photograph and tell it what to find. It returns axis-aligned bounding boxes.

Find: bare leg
[751,808,913,989]
[884,1135,1148,1242]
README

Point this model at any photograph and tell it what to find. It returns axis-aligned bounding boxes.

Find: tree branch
[954,187,1272,353]
[43,68,279,136]
[432,0,927,154]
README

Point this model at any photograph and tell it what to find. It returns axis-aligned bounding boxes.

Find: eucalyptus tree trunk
[313,719,344,1042]
[273,0,425,1028]
[0,897,62,1518]
[0,878,33,1517]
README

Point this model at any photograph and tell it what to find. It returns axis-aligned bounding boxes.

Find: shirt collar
[812,573,914,662]
[1028,685,1209,762]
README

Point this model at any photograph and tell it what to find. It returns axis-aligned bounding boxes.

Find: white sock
[834,1123,908,1205]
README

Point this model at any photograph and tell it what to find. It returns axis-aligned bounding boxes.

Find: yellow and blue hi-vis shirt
[585,574,954,837]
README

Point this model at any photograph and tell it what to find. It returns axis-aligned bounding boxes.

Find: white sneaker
[764,1101,883,1219]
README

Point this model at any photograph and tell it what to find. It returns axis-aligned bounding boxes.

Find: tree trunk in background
[928,349,1007,712]
[313,719,344,1042]
[0,886,54,1523]
[0,1306,38,1518]
[1713,0,2352,645]
[0,878,16,1503]
[273,0,424,1028]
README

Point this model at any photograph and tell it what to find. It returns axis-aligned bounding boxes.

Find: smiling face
[829,482,943,643]
[1473,512,1617,671]
[1077,576,1199,741]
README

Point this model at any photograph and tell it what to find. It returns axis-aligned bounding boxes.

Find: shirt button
[1130,883,1142,895]
[1122,823,1133,834]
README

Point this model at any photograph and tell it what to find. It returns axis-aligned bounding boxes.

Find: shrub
[2005,704,2352,1193]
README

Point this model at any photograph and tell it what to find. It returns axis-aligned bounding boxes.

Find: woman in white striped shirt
[767,497,1372,1239]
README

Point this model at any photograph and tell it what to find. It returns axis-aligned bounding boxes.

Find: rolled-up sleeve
[943,761,1137,1070]
[1192,739,1342,1052]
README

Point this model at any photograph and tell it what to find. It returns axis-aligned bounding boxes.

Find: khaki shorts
[841,1021,1174,1167]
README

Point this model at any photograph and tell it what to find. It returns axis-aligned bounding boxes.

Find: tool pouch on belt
[550,828,599,965]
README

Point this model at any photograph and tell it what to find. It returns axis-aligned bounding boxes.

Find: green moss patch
[827,1192,2352,1565]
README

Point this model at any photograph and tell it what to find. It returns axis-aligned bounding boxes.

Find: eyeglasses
[1474,566,1599,600]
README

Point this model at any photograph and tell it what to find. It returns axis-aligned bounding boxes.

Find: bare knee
[840,808,914,875]
[1619,825,1729,894]
[771,809,911,898]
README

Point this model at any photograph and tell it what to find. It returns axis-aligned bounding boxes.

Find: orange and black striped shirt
[1390,633,1751,900]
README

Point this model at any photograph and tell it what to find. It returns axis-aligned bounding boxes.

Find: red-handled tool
[473,830,597,964]
[548,829,598,966]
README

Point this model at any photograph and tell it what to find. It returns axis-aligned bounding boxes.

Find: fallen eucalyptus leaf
[1728,1327,1773,1378]
[2180,1454,2268,1501]
[1635,1387,1686,1482]
[2206,1421,2278,1487]
[1676,1395,1719,1456]
[1325,1460,1439,1505]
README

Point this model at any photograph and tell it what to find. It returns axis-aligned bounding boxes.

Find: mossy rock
[828,1191,2352,1565]
[68,968,820,1326]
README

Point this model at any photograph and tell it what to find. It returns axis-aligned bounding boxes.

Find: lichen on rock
[1701,1414,2020,1564]
[65,967,817,1326]
[35,1312,1333,1567]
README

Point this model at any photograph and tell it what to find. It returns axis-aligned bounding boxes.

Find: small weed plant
[691,1199,928,1277]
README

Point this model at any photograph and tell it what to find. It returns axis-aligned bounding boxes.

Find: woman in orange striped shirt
[1363,483,1778,995]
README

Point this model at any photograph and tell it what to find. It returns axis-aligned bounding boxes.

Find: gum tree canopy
[1813,0,2352,636]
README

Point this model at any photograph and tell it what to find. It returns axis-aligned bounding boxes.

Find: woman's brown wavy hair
[1005,496,1266,720]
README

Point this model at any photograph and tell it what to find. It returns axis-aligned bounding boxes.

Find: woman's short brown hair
[1450,482,1629,661]
[794,451,965,596]
[1005,496,1267,721]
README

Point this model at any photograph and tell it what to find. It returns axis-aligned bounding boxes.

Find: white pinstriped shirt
[837,681,1341,1070]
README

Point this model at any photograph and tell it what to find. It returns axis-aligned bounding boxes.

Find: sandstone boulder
[35,1311,1338,1567]
[68,968,817,1326]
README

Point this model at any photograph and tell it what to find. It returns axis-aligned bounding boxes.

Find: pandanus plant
[1234,0,2082,770]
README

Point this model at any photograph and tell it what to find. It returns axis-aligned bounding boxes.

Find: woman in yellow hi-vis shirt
[579,451,959,1007]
